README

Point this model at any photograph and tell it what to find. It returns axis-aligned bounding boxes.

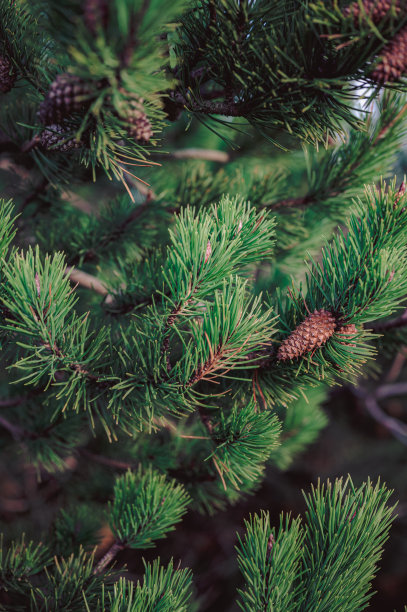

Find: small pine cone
[372,26,407,83]
[0,55,16,93]
[84,0,109,34]
[38,73,93,124]
[344,0,399,25]
[123,97,153,143]
[277,309,336,361]
[336,323,358,347]
[40,124,81,152]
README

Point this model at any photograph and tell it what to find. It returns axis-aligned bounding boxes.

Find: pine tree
[0,0,407,609]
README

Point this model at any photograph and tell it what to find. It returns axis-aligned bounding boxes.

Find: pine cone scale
[372,25,407,83]
[344,0,400,25]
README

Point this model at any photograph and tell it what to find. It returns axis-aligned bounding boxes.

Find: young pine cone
[277,309,336,361]
[336,323,358,347]
[123,98,153,143]
[38,73,94,124]
[371,25,407,83]
[84,0,109,34]
[344,0,400,25]
[40,124,81,152]
[0,55,16,93]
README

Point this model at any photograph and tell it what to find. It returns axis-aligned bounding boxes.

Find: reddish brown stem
[79,448,136,471]
[0,416,31,441]
[93,540,125,575]
[369,308,407,332]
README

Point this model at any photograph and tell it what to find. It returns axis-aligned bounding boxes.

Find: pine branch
[93,540,124,575]
[154,148,230,162]
[353,386,407,446]
[0,395,26,408]
[185,98,247,117]
[370,307,407,332]
[376,382,407,399]
[64,266,110,298]
[0,415,30,441]
[79,448,135,471]
[16,177,49,214]
[265,95,407,212]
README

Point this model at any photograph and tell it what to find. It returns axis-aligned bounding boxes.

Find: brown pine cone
[372,25,407,83]
[121,96,153,143]
[336,323,358,347]
[344,0,400,25]
[84,0,109,34]
[277,309,337,361]
[39,124,81,152]
[0,55,16,93]
[38,73,94,124]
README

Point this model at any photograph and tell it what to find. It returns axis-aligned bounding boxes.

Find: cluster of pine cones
[34,0,152,151]
[1,0,152,152]
[276,309,357,362]
[345,0,407,83]
[36,73,153,151]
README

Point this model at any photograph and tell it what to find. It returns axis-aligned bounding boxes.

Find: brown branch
[118,196,152,232]
[93,540,125,575]
[20,136,41,154]
[369,307,407,332]
[16,177,49,215]
[266,195,313,211]
[0,396,26,408]
[375,382,407,400]
[158,148,230,163]
[353,387,407,446]
[0,415,35,441]
[79,448,135,471]
[377,103,407,141]
[64,266,110,298]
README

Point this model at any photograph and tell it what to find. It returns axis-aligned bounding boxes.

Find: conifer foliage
[0,0,407,609]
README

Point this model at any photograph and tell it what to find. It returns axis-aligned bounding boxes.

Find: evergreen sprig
[174,1,407,144]
[107,466,190,549]
[162,196,275,310]
[87,561,193,612]
[300,476,395,611]
[236,477,396,612]
[0,535,50,597]
[30,548,109,612]
[236,512,304,612]
[210,401,281,488]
